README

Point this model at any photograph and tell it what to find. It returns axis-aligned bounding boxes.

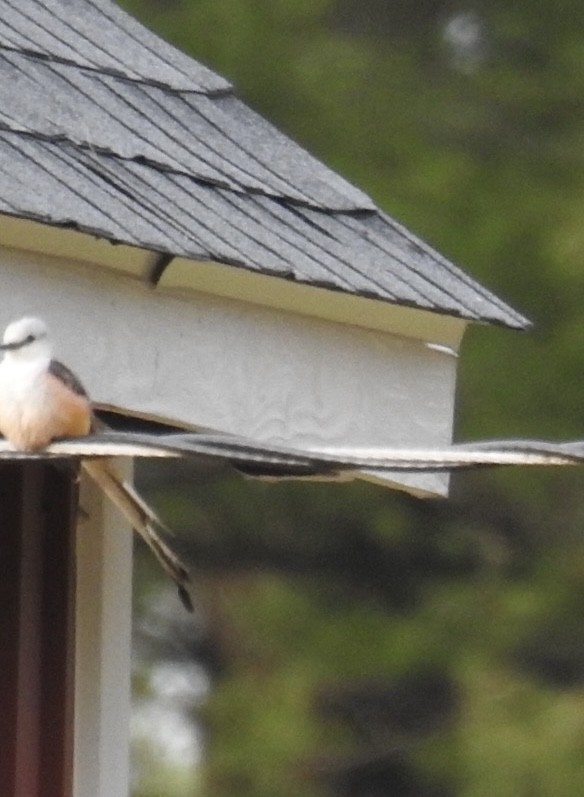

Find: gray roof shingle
[0,0,529,329]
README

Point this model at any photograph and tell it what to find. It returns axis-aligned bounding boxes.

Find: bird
[0,315,192,610]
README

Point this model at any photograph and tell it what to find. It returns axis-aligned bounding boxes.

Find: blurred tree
[119,1,584,795]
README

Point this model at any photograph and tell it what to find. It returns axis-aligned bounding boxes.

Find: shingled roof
[0,0,528,329]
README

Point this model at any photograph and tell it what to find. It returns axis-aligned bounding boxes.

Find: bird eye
[24,334,35,344]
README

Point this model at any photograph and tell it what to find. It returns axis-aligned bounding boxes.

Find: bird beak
[0,340,23,351]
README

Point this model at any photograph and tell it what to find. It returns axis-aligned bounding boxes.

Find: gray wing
[49,359,89,398]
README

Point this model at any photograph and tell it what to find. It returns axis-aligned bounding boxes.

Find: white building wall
[0,242,462,496]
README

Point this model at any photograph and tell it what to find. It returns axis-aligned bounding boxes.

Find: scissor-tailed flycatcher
[0,316,192,610]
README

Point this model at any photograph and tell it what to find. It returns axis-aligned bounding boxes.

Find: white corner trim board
[74,464,133,797]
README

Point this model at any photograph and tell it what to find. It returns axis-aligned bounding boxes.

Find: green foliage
[122,1,584,795]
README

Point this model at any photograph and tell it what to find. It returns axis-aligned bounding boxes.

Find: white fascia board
[0,233,464,497]
[0,214,153,279]
[0,215,466,347]
[160,257,465,348]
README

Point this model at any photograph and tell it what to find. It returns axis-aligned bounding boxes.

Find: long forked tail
[81,459,193,611]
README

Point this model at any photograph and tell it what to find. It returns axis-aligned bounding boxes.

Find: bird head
[0,317,52,361]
